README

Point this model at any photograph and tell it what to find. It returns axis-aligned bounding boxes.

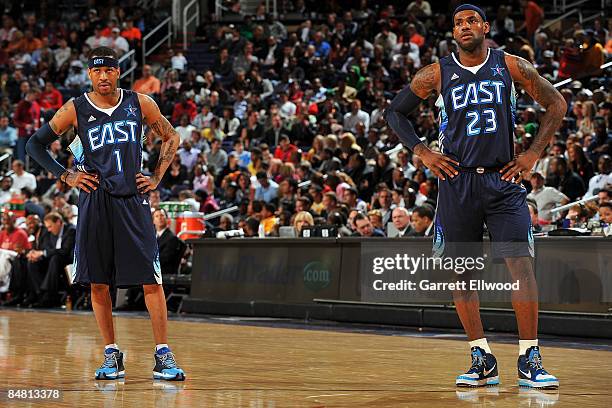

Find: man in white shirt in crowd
[587,154,611,196]
[527,172,569,222]
[108,27,129,57]
[10,159,36,191]
[343,100,370,133]
[174,114,197,143]
[86,25,111,49]
[278,91,296,119]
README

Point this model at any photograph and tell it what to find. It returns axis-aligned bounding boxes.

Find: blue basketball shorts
[432,172,534,260]
[72,188,161,288]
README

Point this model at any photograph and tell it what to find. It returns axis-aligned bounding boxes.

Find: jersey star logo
[124,104,138,117]
[491,64,505,76]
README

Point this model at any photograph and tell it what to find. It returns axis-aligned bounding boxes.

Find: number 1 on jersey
[113,150,123,172]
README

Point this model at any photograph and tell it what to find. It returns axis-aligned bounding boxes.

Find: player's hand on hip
[418,148,459,181]
[136,172,159,193]
[63,170,99,192]
[500,150,539,184]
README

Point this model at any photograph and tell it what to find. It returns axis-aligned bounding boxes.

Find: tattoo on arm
[513,57,566,155]
[149,115,180,180]
[410,63,440,98]
[50,102,73,135]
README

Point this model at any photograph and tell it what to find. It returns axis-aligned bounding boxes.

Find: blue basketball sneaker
[95,348,125,380]
[456,346,499,387]
[153,347,185,381]
[517,346,559,389]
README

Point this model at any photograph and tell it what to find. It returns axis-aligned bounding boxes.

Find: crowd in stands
[0,1,611,308]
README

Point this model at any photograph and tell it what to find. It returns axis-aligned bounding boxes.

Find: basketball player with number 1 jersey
[385,4,566,389]
[27,47,186,381]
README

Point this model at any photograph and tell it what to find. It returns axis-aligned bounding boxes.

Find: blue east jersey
[71,88,145,196]
[436,48,516,167]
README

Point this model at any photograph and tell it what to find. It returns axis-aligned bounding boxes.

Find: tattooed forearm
[409,63,440,98]
[149,116,177,142]
[149,115,180,181]
[512,56,566,155]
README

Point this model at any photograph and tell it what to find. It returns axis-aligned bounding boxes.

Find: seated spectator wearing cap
[254,171,279,203]
[406,205,434,237]
[152,209,186,275]
[108,26,129,57]
[389,207,412,237]
[273,135,298,163]
[528,171,569,221]
[353,212,385,237]
[587,154,611,196]
[133,65,161,96]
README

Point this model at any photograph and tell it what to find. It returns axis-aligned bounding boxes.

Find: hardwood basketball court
[0,309,610,407]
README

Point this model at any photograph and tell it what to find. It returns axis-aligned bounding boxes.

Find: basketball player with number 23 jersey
[385,5,566,389]
[27,47,186,381]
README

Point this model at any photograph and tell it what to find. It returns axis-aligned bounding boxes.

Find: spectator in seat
[26,212,75,308]
[153,209,186,275]
[171,95,197,126]
[0,115,17,153]
[254,171,279,203]
[11,159,36,191]
[121,17,142,48]
[108,27,129,56]
[353,212,385,237]
[133,65,161,96]
[406,205,435,237]
[587,154,611,196]
[546,156,586,201]
[38,82,63,121]
[293,211,314,235]
[13,89,41,161]
[0,212,30,305]
[389,207,412,237]
[273,135,298,163]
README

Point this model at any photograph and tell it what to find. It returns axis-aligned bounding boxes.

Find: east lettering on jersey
[436,48,517,167]
[70,89,145,195]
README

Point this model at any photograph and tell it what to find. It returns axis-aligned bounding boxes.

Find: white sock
[105,343,119,352]
[469,338,491,354]
[156,343,169,353]
[519,339,538,355]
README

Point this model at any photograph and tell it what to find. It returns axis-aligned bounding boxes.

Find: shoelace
[469,351,485,370]
[528,352,544,371]
[100,352,118,369]
[158,352,178,369]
